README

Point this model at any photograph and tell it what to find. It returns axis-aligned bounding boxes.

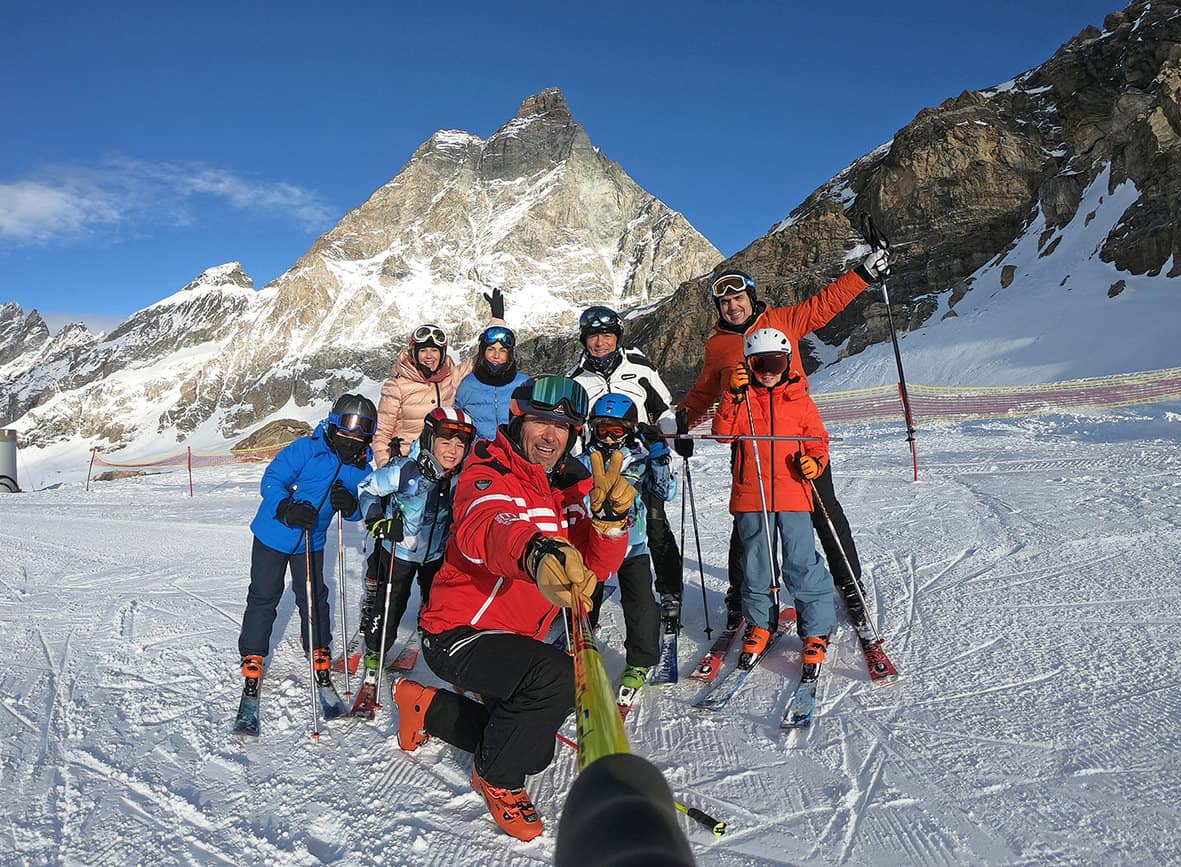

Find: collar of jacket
[482,431,592,494]
[577,349,623,377]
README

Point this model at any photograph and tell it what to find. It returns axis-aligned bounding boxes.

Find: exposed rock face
[2,89,719,450]
[232,419,312,453]
[579,0,1181,396]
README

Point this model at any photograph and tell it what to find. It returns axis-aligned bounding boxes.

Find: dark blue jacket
[249,422,369,554]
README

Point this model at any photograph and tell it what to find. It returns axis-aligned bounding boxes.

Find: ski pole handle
[675,801,727,837]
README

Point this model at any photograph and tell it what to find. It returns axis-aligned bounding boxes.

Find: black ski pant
[644,492,683,598]
[238,537,330,659]
[361,545,441,654]
[421,627,574,790]
[588,554,660,668]
[726,463,865,623]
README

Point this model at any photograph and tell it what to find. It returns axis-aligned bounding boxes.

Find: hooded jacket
[418,430,629,640]
[373,349,474,467]
[680,269,868,425]
[711,377,829,514]
[357,441,457,565]
[249,422,369,554]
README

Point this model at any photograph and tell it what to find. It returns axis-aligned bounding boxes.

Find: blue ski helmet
[589,393,639,426]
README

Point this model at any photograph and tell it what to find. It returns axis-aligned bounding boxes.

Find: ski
[693,617,792,711]
[350,665,382,719]
[688,620,742,682]
[861,638,899,682]
[316,676,349,720]
[332,629,364,674]
[780,673,819,730]
[651,595,681,685]
[233,678,261,738]
[385,633,420,672]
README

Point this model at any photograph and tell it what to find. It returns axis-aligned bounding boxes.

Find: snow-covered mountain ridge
[1,88,720,456]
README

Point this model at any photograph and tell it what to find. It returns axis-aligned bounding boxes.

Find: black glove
[674,408,694,459]
[388,437,404,460]
[330,481,357,515]
[483,287,505,319]
[368,511,404,541]
[276,497,318,530]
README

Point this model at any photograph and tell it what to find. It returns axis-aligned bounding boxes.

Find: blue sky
[2,1,1120,332]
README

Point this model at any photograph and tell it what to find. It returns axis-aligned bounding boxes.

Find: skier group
[233,245,893,842]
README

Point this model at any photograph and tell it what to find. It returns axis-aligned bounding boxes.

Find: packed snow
[3,401,1180,865]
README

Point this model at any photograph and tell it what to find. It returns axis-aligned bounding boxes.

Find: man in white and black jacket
[568,305,684,621]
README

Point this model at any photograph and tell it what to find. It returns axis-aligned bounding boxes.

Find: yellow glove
[589,449,636,534]
[729,363,751,397]
[796,454,822,480]
[524,535,598,608]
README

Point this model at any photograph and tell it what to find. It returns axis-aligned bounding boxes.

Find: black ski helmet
[578,306,623,345]
[327,393,377,441]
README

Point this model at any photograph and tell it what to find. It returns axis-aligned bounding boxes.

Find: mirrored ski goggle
[747,353,789,376]
[434,421,475,445]
[710,273,754,298]
[579,306,621,331]
[412,325,447,346]
[483,325,516,348]
[516,376,589,425]
[590,419,633,440]
[328,412,377,437]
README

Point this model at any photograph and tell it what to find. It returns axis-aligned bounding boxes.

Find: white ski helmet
[743,328,791,359]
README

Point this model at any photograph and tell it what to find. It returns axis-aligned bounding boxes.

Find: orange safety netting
[91,441,290,470]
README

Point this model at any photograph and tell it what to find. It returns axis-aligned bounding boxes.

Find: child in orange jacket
[712,327,836,672]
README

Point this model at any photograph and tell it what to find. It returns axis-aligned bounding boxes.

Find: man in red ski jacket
[675,250,889,636]
[394,375,634,842]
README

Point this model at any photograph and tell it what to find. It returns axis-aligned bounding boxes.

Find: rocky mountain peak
[178,262,254,293]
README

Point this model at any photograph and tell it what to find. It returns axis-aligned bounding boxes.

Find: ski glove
[636,423,670,461]
[388,437,404,460]
[483,287,505,319]
[796,454,822,480]
[589,449,636,534]
[365,503,404,541]
[673,408,694,458]
[729,364,751,397]
[523,534,598,609]
[857,248,891,283]
[277,497,318,530]
[330,481,358,515]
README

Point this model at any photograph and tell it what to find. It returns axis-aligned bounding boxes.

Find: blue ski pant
[734,510,835,638]
[237,536,331,659]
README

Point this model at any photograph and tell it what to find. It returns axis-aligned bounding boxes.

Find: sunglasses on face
[710,274,753,298]
[413,325,447,345]
[748,353,789,376]
[329,412,377,437]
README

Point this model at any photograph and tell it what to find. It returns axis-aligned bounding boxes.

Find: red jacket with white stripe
[418,430,629,640]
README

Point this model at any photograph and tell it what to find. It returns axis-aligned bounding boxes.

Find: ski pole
[809,479,881,644]
[658,433,827,443]
[303,531,322,741]
[336,513,352,700]
[554,731,728,837]
[741,387,781,605]
[373,541,398,712]
[860,213,918,481]
[681,457,712,639]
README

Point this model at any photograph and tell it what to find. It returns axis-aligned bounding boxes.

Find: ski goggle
[747,353,789,376]
[328,412,377,437]
[710,273,755,298]
[482,325,516,348]
[579,306,621,333]
[515,376,589,426]
[433,421,475,446]
[412,325,447,347]
[591,419,633,441]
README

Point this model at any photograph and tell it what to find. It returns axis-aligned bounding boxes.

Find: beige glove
[523,534,598,609]
[589,449,636,534]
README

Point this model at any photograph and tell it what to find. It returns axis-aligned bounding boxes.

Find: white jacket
[568,347,678,435]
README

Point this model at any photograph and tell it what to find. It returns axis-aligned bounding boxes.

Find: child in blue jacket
[578,393,677,705]
[356,407,477,667]
[237,394,375,690]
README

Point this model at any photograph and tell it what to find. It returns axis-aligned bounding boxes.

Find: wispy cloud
[0,157,335,244]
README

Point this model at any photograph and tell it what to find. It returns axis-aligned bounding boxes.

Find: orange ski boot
[393,678,436,751]
[471,767,543,841]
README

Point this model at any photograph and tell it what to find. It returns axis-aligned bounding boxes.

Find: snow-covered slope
[3,405,1180,865]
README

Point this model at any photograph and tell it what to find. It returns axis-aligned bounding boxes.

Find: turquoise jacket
[357,442,456,564]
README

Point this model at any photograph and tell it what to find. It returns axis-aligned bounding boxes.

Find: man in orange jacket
[676,248,889,638]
